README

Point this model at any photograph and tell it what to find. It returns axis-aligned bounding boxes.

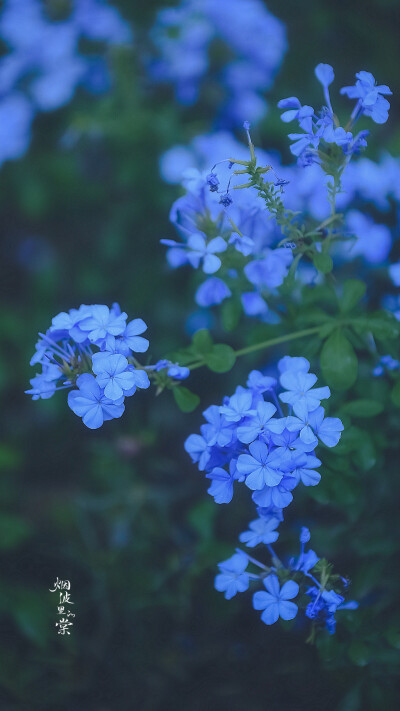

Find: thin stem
[186,326,321,371]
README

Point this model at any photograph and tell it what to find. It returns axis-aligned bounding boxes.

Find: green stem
[186,326,320,371]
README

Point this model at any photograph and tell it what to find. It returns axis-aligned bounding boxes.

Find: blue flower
[306,586,358,634]
[239,516,279,547]
[220,389,254,422]
[307,407,344,448]
[237,401,285,444]
[195,277,231,307]
[237,440,287,490]
[215,551,250,599]
[340,71,392,124]
[79,304,127,342]
[288,116,320,157]
[206,460,239,504]
[241,292,269,317]
[279,370,330,419]
[186,233,227,274]
[92,353,137,400]
[244,248,293,290]
[315,63,334,88]
[278,97,314,123]
[184,425,215,470]
[67,374,125,429]
[253,574,299,624]
[228,232,255,256]
[246,370,277,394]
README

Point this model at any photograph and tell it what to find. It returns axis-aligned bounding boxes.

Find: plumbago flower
[278,63,391,167]
[185,356,356,635]
[26,304,193,428]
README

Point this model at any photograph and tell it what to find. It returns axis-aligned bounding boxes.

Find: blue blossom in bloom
[253,574,299,625]
[279,370,330,419]
[27,304,151,428]
[220,389,254,422]
[239,516,280,547]
[288,116,320,157]
[241,292,269,318]
[340,71,392,124]
[244,248,293,290]
[68,374,125,429]
[277,97,314,123]
[237,401,285,444]
[214,551,250,599]
[228,232,255,256]
[206,460,241,504]
[237,440,287,489]
[185,357,342,510]
[92,353,144,400]
[195,277,232,307]
[246,370,277,394]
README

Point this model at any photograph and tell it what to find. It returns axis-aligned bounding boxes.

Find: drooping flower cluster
[278,64,391,165]
[0,0,131,166]
[149,0,286,126]
[26,304,150,428]
[185,356,356,634]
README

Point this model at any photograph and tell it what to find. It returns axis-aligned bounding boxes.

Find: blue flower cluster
[215,528,357,634]
[278,64,391,165]
[149,0,287,126]
[185,356,356,633]
[26,304,150,429]
[185,356,342,509]
[161,162,293,321]
[0,0,131,166]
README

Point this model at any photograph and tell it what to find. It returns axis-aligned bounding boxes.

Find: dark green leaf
[320,329,358,390]
[205,344,236,373]
[313,252,333,274]
[339,280,366,313]
[192,329,213,356]
[341,399,383,417]
[173,386,200,412]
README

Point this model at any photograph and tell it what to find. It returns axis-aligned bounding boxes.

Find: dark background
[1,1,399,709]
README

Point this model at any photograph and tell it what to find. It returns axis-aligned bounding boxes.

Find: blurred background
[1,1,400,709]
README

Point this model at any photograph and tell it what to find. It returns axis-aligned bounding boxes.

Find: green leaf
[173,387,200,413]
[313,252,333,274]
[221,298,241,332]
[339,279,366,313]
[341,399,383,417]
[205,344,236,373]
[192,329,213,356]
[391,380,400,408]
[320,329,358,390]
